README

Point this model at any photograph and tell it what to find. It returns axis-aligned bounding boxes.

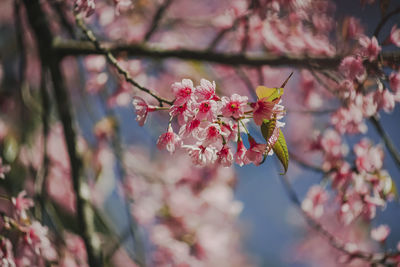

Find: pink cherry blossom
[252,99,284,126]
[331,104,367,134]
[244,136,267,165]
[354,139,383,173]
[114,0,133,15]
[171,79,194,106]
[169,102,189,125]
[374,89,395,113]
[194,79,219,102]
[0,157,10,179]
[234,140,249,166]
[339,56,365,80]
[199,123,225,148]
[157,126,181,154]
[195,100,219,122]
[132,96,156,126]
[0,238,15,267]
[389,25,400,47]
[221,94,248,119]
[185,145,217,166]
[389,71,400,94]
[301,185,328,219]
[344,17,364,39]
[359,36,381,61]
[12,191,34,220]
[216,145,234,167]
[24,221,56,259]
[371,225,390,242]
[84,56,106,72]
[179,118,201,138]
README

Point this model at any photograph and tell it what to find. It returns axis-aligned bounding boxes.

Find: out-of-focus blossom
[74,0,95,17]
[302,185,328,218]
[114,0,133,15]
[0,157,10,179]
[354,139,383,173]
[12,191,34,220]
[339,56,365,80]
[374,89,395,113]
[389,25,400,47]
[331,105,367,134]
[24,221,57,260]
[344,17,364,39]
[359,36,381,61]
[0,238,15,267]
[371,225,390,242]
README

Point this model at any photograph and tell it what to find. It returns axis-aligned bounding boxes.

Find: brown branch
[370,115,400,170]
[373,6,400,38]
[143,0,174,42]
[74,16,173,106]
[53,39,400,69]
[22,0,102,266]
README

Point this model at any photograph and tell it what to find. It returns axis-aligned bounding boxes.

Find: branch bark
[22,1,102,266]
[53,39,400,68]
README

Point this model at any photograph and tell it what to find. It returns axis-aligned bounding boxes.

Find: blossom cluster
[0,187,56,266]
[124,149,251,266]
[132,78,286,167]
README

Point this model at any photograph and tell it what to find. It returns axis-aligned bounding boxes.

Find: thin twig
[288,152,325,173]
[74,15,173,106]
[143,0,174,42]
[369,115,400,170]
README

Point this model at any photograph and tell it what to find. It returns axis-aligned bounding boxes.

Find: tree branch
[143,0,174,42]
[53,39,400,69]
[22,1,102,266]
[369,115,400,170]
[373,6,400,38]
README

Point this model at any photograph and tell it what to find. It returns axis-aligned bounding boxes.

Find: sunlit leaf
[256,86,284,101]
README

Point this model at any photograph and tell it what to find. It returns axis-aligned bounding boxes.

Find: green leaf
[272,128,289,174]
[261,118,279,154]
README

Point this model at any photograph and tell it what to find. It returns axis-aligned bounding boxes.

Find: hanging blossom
[132,78,288,167]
